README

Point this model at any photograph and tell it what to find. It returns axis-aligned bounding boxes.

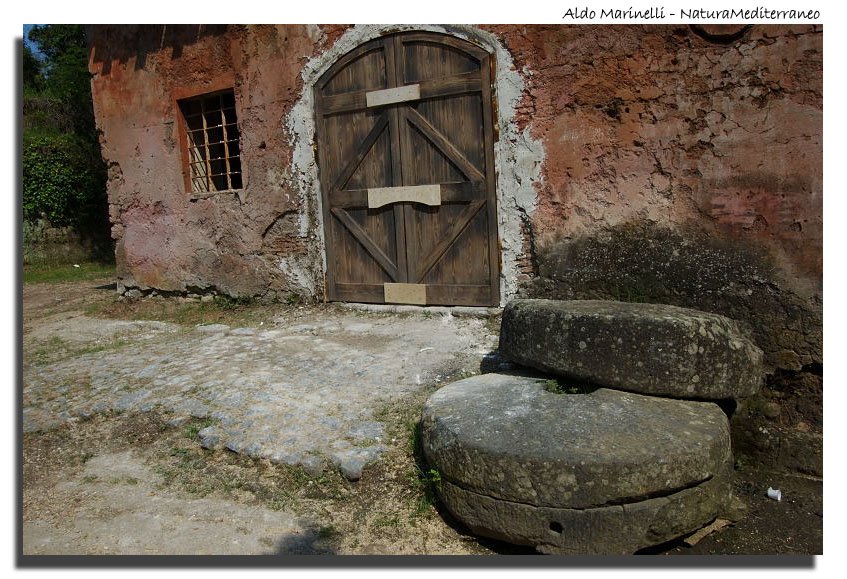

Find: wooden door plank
[335,282,493,306]
[334,282,386,303]
[398,32,490,62]
[320,71,483,115]
[385,34,408,284]
[412,200,486,283]
[330,113,390,193]
[404,107,486,182]
[480,52,501,306]
[331,207,399,281]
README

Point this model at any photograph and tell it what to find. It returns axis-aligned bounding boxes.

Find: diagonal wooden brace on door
[414,200,486,283]
[331,207,399,281]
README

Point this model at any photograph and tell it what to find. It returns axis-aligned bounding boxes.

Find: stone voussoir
[420,374,734,553]
[499,299,764,399]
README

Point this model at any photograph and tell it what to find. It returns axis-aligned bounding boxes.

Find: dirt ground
[21,276,822,556]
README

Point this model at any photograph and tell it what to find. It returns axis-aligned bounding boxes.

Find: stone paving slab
[24,309,497,480]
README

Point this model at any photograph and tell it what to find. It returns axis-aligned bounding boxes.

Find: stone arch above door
[314,31,500,306]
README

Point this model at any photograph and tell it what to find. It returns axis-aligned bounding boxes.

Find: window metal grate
[179,90,243,193]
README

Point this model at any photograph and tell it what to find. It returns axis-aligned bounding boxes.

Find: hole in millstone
[549,521,563,534]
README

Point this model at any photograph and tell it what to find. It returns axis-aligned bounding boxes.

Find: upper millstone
[499,299,763,400]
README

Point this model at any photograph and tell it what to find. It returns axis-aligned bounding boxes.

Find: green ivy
[23,135,98,226]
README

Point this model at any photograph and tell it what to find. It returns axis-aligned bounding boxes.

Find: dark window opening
[179,90,243,193]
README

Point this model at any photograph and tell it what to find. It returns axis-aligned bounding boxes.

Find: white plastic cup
[767,487,782,501]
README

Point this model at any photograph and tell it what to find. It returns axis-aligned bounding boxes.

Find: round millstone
[499,299,764,400]
[421,374,734,554]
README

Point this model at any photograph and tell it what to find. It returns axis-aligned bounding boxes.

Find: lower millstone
[421,374,734,553]
[440,463,733,555]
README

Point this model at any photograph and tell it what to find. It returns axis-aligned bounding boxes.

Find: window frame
[174,77,245,198]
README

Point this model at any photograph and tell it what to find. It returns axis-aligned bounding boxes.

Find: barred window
[179,90,243,193]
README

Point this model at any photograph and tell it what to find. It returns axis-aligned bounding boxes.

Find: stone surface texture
[500,299,764,400]
[440,465,733,555]
[420,373,733,554]
[24,307,497,480]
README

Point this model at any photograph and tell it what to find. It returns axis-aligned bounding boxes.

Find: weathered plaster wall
[89,25,345,299]
[488,24,822,276]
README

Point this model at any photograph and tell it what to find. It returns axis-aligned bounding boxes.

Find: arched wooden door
[314,32,500,306]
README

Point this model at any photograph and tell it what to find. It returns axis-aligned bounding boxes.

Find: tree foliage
[23,136,98,225]
[23,25,106,231]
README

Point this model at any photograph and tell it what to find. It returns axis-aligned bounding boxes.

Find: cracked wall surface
[483,24,821,293]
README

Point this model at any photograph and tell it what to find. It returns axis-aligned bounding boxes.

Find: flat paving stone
[421,373,734,554]
[24,309,497,480]
[499,299,764,399]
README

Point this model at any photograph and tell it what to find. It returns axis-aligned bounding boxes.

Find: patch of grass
[182,418,216,440]
[81,475,98,483]
[317,525,338,539]
[29,336,131,366]
[372,514,401,529]
[611,284,651,304]
[108,476,139,485]
[23,261,115,284]
[544,378,593,395]
[268,489,296,511]
[216,295,257,310]
[285,294,300,306]
[168,447,191,459]
[70,451,95,466]
[155,439,351,511]
[407,463,442,518]
[96,293,271,329]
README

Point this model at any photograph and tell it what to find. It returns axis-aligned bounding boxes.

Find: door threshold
[335,302,502,318]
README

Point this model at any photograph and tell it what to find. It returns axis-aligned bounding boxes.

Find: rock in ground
[420,374,734,554]
[499,299,763,399]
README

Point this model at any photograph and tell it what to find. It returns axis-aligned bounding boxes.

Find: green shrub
[23,135,98,226]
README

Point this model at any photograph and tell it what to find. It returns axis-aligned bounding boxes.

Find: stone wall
[23,219,112,265]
